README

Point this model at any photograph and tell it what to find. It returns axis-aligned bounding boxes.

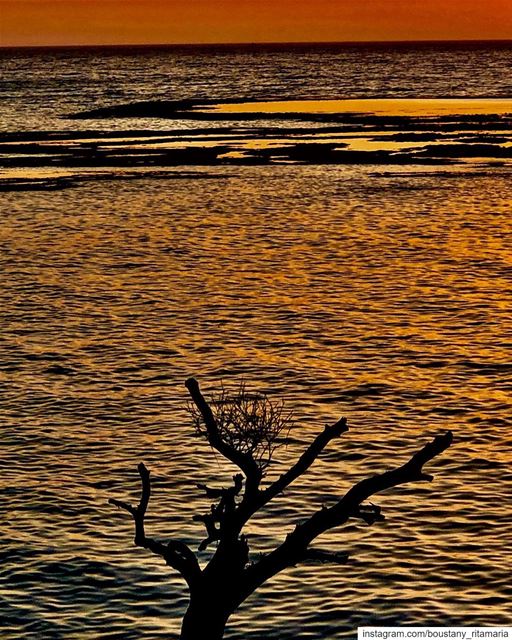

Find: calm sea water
[2,41,512,133]
[1,43,511,639]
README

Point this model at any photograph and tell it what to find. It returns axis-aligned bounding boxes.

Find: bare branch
[193,508,220,550]
[193,474,245,549]
[109,463,201,589]
[241,431,452,595]
[197,474,244,501]
[185,378,262,496]
[109,498,136,516]
[259,417,348,506]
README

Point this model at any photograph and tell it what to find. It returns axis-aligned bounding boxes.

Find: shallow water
[1,163,511,639]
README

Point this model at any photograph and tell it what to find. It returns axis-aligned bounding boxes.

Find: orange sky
[1,0,512,47]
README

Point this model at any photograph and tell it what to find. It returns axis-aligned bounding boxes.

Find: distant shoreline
[1,38,512,53]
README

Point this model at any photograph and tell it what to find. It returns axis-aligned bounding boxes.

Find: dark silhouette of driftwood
[110,377,453,640]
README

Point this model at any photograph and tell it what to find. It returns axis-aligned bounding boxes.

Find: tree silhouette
[109,378,453,640]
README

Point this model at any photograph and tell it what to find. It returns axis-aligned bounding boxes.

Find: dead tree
[109,378,453,640]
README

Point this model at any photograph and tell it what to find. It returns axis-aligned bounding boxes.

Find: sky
[1,0,512,47]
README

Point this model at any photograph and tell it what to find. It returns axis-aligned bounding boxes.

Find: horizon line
[1,37,512,50]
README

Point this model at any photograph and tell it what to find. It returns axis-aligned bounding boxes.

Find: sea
[0,42,511,639]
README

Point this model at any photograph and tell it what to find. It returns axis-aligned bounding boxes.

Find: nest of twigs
[188,382,293,470]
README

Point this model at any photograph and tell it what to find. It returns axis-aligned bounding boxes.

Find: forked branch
[259,417,348,506]
[109,463,201,589]
[185,378,262,496]
[241,431,453,596]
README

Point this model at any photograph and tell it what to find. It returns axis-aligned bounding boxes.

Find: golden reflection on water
[3,42,512,640]
[1,164,512,638]
[204,98,512,116]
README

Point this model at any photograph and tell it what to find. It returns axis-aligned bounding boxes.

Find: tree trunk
[179,596,232,640]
